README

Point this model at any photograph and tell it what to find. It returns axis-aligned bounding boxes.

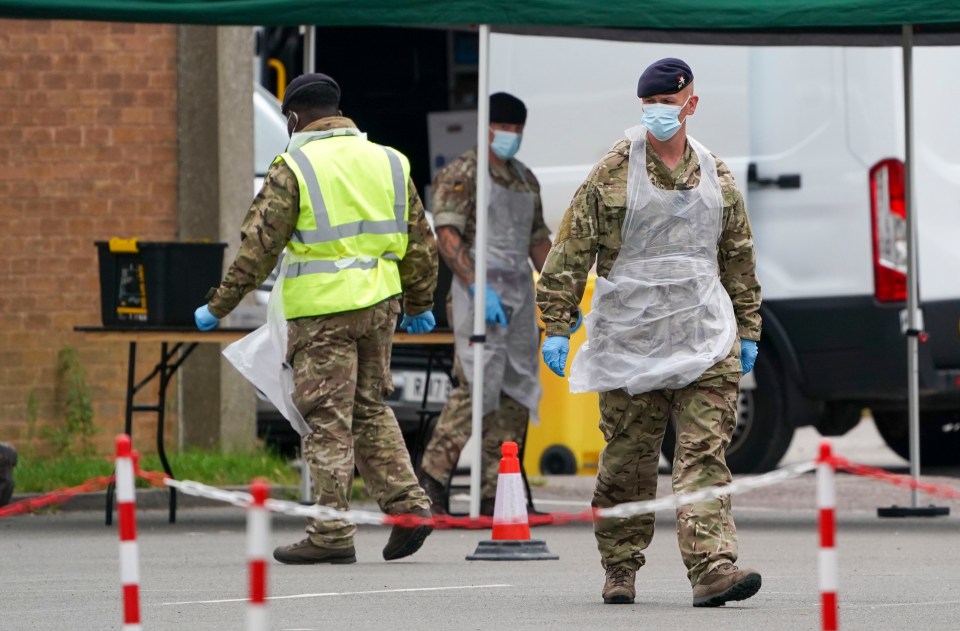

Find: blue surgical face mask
[641,97,690,141]
[491,130,522,160]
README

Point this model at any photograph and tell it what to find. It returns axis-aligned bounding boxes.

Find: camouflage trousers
[593,373,740,586]
[287,298,429,548]
[420,356,529,500]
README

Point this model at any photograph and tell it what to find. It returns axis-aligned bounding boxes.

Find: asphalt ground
[2,418,959,630]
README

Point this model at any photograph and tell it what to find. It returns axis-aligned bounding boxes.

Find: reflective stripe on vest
[287,146,407,244]
[286,252,400,278]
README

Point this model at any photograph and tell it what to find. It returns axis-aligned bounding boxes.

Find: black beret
[637,58,694,98]
[490,92,527,125]
[281,73,340,112]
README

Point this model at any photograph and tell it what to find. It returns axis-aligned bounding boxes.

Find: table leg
[106,342,138,527]
[156,342,176,524]
[411,350,437,469]
[105,341,197,526]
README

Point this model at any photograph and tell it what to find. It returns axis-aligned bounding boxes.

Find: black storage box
[96,240,227,326]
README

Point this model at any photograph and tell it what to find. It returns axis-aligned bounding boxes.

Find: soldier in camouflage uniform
[536,59,763,606]
[197,74,439,564]
[417,93,554,516]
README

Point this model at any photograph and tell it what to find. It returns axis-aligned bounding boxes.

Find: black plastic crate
[96,240,226,326]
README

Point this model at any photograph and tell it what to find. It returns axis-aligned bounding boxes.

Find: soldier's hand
[194,304,220,331]
[740,339,759,374]
[470,284,509,326]
[400,310,436,335]
[542,336,570,377]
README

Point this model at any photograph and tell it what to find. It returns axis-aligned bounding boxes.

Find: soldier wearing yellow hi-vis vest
[195,73,439,566]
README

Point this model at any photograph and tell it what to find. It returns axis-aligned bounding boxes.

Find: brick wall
[0,20,179,455]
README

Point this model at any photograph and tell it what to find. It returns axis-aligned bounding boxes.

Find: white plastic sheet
[222,255,310,437]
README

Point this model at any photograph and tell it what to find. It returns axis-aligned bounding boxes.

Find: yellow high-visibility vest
[280,129,410,318]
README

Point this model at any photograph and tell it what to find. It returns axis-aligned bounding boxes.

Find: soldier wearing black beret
[416,91,554,518]
[198,72,440,565]
[537,57,763,607]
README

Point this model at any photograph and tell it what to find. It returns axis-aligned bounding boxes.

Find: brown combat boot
[602,566,637,604]
[416,470,448,515]
[382,507,433,561]
[272,539,357,565]
[0,443,17,507]
[692,563,762,607]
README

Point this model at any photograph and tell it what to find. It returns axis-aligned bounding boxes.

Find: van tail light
[869,159,907,303]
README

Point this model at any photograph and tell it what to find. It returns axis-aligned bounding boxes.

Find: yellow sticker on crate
[108,238,139,254]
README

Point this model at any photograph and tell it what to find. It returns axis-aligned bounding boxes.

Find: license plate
[400,371,452,404]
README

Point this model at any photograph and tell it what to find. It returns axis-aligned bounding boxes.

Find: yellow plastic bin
[524,276,607,476]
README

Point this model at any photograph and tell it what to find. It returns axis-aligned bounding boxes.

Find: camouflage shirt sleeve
[535,183,597,337]
[715,157,762,341]
[398,179,439,315]
[207,159,299,319]
[432,153,476,237]
[536,144,629,337]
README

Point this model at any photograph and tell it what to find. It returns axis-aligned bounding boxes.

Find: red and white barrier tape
[115,435,142,631]
[0,475,113,519]
[162,460,818,527]
[4,453,958,527]
[597,460,817,520]
[828,456,960,500]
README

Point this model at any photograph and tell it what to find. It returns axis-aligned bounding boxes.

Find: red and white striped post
[115,434,142,631]
[246,479,270,631]
[818,440,839,630]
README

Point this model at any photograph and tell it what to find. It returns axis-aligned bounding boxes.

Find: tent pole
[879,25,946,518]
[469,24,491,520]
[303,25,316,74]
[902,23,921,510]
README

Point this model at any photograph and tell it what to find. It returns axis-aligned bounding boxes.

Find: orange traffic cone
[466,442,558,561]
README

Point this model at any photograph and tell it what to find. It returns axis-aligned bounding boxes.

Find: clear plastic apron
[569,127,737,395]
[450,167,542,422]
[223,252,310,436]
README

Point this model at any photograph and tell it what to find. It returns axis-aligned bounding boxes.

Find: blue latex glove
[570,310,583,334]
[469,284,508,326]
[194,304,220,331]
[542,336,570,377]
[400,310,436,334]
[741,339,759,374]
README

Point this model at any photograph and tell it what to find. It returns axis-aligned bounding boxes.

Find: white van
[490,34,960,471]
[254,83,290,194]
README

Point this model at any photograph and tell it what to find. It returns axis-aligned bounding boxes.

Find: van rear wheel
[873,410,960,467]
[661,353,794,474]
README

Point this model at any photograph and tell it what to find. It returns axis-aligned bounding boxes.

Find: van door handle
[747,163,801,189]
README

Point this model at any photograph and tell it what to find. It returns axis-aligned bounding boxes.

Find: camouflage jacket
[208,116,438,318]
[536,136,762,376]
[432,147,551,249]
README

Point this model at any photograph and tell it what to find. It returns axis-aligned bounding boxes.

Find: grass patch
[15,449,301,494]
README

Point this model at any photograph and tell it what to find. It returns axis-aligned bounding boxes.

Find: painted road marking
[162,584,512,606]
